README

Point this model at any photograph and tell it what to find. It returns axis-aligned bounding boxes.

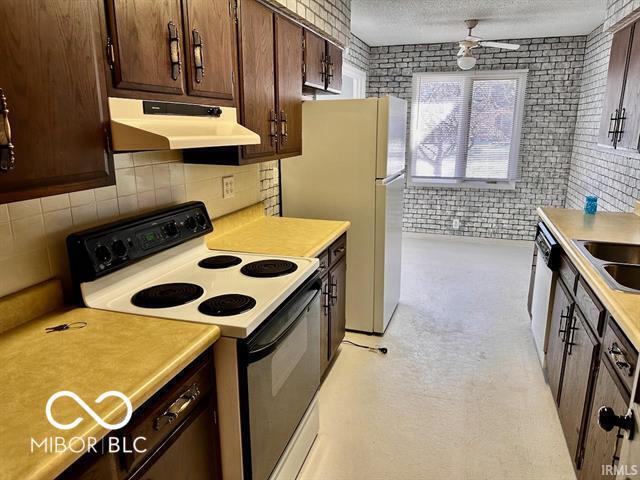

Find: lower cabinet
[318,234,347,377]
[546,278,573,402]
[579,359,629,479]
[557,309,599,466]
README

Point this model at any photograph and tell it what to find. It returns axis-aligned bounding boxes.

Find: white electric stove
[67,201,322,480]
[81,238,318,338]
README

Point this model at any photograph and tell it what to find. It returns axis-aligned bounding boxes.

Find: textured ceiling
[351,0,606,46]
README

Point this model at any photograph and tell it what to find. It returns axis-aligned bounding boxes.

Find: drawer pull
[154,383,200,431]
[609,342,633,376]
[558,306,571,338]
[333,246,345,256]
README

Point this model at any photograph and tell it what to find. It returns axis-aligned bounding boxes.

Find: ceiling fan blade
[479,41,520,50]
[466,35,483,42]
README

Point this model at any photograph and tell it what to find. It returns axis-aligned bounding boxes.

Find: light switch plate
[223,176,235,199]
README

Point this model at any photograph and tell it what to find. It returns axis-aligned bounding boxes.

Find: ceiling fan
[457,19,520,70]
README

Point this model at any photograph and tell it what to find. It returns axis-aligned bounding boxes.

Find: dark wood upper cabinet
[182,0,237,101]
[275,15,303,157]
[326,42,343,94]
[0,0,114,203]
[546,279,573,403]
[238,0,277,160]
[579,359,630,480]
[106,0,185,95]
[303,30,326,90]
[598,21,640,151]
[619,23,640,151]
[303,29,343,95]
[557,309,599,467]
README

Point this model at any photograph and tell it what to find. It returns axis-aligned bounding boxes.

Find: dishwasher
[530,222,560,366]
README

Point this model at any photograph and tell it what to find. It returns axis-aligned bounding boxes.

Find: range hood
[108,97,260,152]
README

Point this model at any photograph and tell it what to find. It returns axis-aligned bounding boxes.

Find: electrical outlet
[222,176,235,199]
[452,218,460,230]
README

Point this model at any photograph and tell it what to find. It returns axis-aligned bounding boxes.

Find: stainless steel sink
[582,241,640,264]
[603,264,640,291]
[574,240,640,293]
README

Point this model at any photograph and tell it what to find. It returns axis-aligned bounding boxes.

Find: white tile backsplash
[0,151,273,298]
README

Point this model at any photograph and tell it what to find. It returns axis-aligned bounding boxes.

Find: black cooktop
[240,260,298,278]
[198,294,257,317]
[131,283,204,308]
[198,255,243,269]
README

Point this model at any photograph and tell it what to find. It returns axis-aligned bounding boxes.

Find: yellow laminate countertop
[539,207,640,348]
[0,307,220,480]
[207,216,351,258]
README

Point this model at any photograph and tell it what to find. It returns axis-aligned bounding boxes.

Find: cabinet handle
[154,383,200,431]
[0,89,15,173]
[192,29,205,83]
[168,21,182,81]
[269,110,278,147]
[280,110,288,145]
[609,342,633,376]
[558,306,571,339]
[326,55,334,84]
[333,246,345,256]
[322,285,330,315]
[329,281,338,306]
[320,54,327,81]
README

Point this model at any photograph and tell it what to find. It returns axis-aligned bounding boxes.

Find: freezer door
[373,173,404,333]
[376,96,408,179]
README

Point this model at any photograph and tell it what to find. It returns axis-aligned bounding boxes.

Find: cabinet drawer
[123,352,215,472]
[603,317,637,395]
[329,234,347,265]
[575,278,606,336]
[317,249,330,278]
[558,253,578,293]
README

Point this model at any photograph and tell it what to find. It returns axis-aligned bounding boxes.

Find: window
[409,70,527,187]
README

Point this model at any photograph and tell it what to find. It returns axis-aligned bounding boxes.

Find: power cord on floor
[341,339,388,355]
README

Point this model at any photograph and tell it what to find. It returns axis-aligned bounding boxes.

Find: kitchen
[2,0,640,479]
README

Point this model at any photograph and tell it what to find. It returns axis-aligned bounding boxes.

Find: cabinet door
[329,258,347,360]
[579,360,630,480]
[275,15,302,156]
[546,279,573,403]
[238,0,277,159]
[320,273,330,375]
[182,0,236,102]
[325,42,343,94]
[599,24,633,147]
[106,0,185,94]
[557,310,599,466]
[619,22,640,152]
[0,0,114,203]
[303,30,326,90]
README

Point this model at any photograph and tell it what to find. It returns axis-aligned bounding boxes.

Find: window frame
[408,69,528,189]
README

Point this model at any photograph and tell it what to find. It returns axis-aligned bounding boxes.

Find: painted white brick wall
[368,37,586,240]
[345,33,371,71]
[605,0,640,31]
[262,0,351,46]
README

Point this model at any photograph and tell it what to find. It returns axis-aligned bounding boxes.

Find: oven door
[240,276,321,480]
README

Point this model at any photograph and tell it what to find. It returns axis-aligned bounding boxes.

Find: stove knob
[184,216,197,231]
[163,221,179,237]
[195,213,207,227]
[111,239,127,258]
[94,245,112,264]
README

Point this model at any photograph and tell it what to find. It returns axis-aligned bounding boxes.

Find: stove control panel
[67,201,213,283]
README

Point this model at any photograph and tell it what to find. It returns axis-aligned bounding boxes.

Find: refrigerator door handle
[377,171,405,186]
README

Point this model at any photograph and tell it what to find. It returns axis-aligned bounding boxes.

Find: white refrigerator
[281,96,407,334]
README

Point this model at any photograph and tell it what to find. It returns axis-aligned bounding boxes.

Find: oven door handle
[247,288,320,363]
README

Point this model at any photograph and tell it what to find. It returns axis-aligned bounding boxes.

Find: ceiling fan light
[457,52,476,70]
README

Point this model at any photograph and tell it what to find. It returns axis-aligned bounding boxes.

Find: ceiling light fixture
[457,47,476,70]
